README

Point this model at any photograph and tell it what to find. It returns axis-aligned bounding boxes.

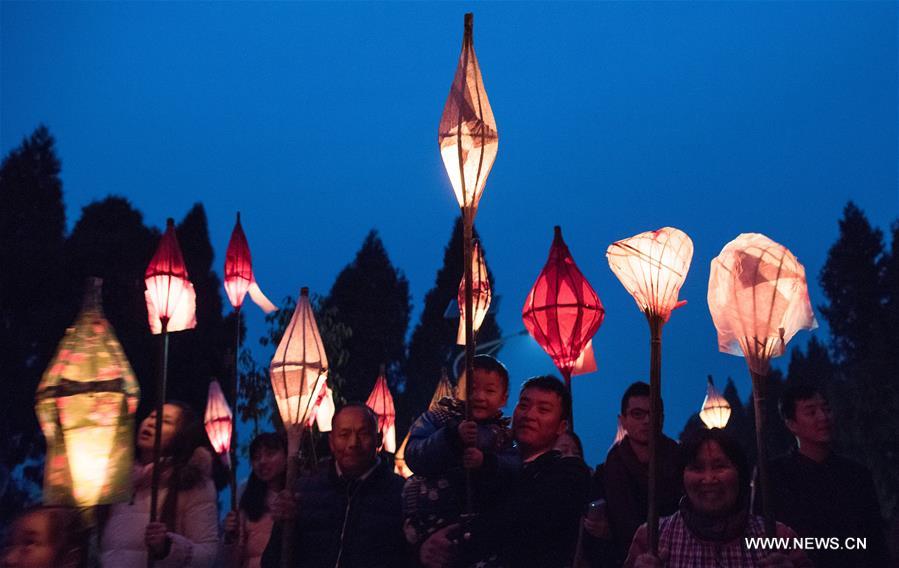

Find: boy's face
[469,368,508,421]
[786,393,833,445]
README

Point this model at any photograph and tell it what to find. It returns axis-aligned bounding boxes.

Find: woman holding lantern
[99,401,219,568]
[220,432,288,568]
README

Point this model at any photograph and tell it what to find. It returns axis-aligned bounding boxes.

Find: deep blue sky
[3,2,897,466]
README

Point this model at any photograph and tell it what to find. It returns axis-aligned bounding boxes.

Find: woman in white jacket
[100,401,219,568]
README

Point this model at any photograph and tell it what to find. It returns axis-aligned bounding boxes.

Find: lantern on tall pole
[144,218,196,523]
[366,366,397,454]
[223,212,276,511]
[607,226,693,555]
[269,287,327,568]
[522,226,605,425]
[708,233,816,536]
[204,380,233,467]
[456,240,492,345]
[36,278,140,509]
[439,12,498,409]
[699,376,731,430]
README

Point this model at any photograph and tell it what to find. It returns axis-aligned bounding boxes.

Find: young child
[401,355,519,560]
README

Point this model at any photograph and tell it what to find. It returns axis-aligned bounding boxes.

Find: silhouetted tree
[0,126,68,477]
[320,230,410,402]
[401,218,501,435]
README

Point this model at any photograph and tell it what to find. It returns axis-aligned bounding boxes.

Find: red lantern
[204,380,233,463]
[224,212,276,313]
[522,226,605,392]
[144,218,196,334]
[366,371,396,453]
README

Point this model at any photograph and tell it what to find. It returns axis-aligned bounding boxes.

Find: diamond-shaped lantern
[366,371,396,454]
[270,288,328,428]
[699,377,731,429]
[457,240,491,345]
[204,380,233,462]
[522,226,605,388]
[36,278,140,507]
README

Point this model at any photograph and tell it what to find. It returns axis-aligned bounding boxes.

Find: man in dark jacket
[761,383,888,568]
[420,375,591,568]
[262,403,407,568]
[583,381,683,567]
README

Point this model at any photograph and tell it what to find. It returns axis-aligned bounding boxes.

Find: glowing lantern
[204,380,233,463]
[144,218,196,334]
[522,226,605,399]
[708,233,816,536]
[366,370,397,454]
[572,340,597,376]
[456,240,492,345]
[224,212,277,313]
[430,369,456,408]
[36,278,140,507]
[270,288,328,430]
[307,382,335,433]
[606,227,694,554]
[699,377,731,429]
[438,13,498,220]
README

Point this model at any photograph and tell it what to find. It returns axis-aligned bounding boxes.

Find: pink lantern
[204,380,233,463]
[224,212,276,313]
[522,226,605,393]
[366,371,396,454]
[457,240,491,345]
[144,219,196,334]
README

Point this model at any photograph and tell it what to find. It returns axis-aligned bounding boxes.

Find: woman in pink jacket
[100,401,219,568]
[220,433,287,568]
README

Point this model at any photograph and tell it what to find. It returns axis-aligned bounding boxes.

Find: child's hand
[457,420,478,447]
[462,447,484,469]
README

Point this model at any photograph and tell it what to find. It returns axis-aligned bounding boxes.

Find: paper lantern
[522,226,605,384]
[366,373,397,453]
[270,288,328,427]
[144,218,196,334]
[35,278,140,507]
[438,13,498,218]
[224,212,276,313]
[307,382,335,433]
[456,240,491,344]
[204,380,233,459]
[430,370,456,408]
[572,339,597,376]
[708,233,817,375]
[607,228,693,322]
[699,376,731,429]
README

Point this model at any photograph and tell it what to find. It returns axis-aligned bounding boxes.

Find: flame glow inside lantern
[522,226,605,379]
[708,233,817,374]
[270,288,328,427]
[366,374,396,453]
[457,240,492,344]
[204,380,233,456]
[438,13,498,217]
[36,279,140,507]
[145,219,196,333]
[700,377,731,429]
[607,228,694,322]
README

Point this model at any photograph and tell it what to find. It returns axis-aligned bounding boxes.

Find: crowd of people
[1,355,892,568]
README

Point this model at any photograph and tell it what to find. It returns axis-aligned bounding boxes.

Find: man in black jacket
[420,375,591,568]
[262,403,407,568]
[761,383,888,568]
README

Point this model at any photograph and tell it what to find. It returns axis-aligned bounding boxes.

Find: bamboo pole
[646,315,663,556]
[148,319,169,568]
[231,307,240,512]
[751,368,775,537]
